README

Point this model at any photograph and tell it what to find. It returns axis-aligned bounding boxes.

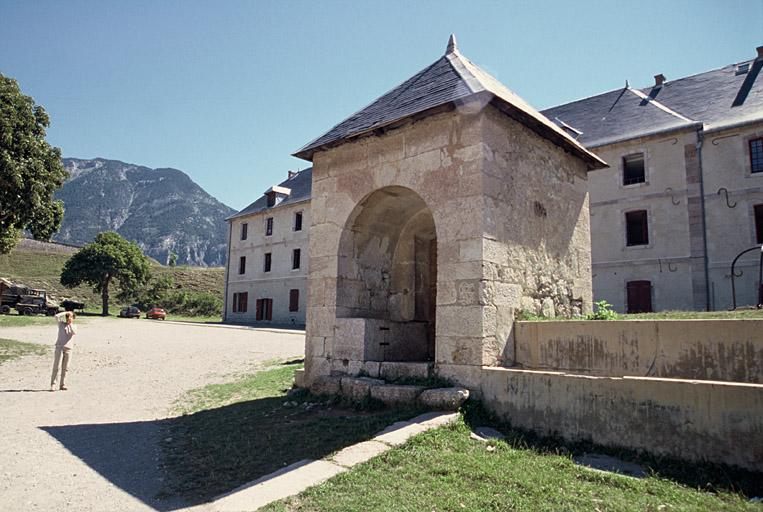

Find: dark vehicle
[119,306,141,318]
[62,299,86,312]
[146,307,167,320]
[1,278,28,314]
[15,290,60,316]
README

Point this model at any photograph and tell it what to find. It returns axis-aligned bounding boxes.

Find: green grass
[519,309,763,321]
[0,244,224,315]
[264,416,762,512]
[0,338,47,365]
[158,361,422,503]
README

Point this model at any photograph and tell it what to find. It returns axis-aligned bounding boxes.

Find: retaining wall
[514,319,763,383]
[481,367,763,472]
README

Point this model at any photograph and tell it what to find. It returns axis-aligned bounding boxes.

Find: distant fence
[16,238,82,255]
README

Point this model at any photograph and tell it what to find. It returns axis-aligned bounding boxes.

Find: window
[240,222,248,241]
[232,292,248,313]
[292,248,301,270]
[751,138,763,174]
[266,192,276,207]
[238,256,246,275]
[755,204,763,244]
[294,211,303,231]
[623,153,645,185]
[626,281,653,313]
[266,217,273,236]
[289,289,299,312]
[625,210,649,246]
[264,252,272,272]
[256,298,273,321]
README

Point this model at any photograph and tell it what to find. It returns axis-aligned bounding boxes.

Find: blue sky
[1,0,761,210]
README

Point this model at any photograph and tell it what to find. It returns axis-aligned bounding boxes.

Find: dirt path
[0,318,305,512]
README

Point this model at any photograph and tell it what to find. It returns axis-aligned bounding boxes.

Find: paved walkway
[0,318,304,512]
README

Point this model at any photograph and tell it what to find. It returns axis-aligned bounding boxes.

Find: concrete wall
[225,200,309,325]
[481,367,763,472]
[515,319,763,383]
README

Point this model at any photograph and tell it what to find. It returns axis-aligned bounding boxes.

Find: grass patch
[519,309,763,321]
[0,338,47,365]
[0,244,224,313]
[159,361,422,502]
[265,412,761,512]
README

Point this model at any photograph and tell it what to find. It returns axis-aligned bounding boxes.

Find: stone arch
[336,186,437,361]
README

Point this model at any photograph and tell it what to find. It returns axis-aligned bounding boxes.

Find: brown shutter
[232,293,239,313]
[626,281,653,313]
[256,299,263,321]
[265,299,273,320]
[289,289,299,312]
[240,292,248,313]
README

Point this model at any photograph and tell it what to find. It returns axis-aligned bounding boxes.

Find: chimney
[757,45,763,59]
[288,170,299,180]
[654,74,666,87]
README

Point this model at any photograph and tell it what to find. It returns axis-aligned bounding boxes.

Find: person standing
[50,311,76,391]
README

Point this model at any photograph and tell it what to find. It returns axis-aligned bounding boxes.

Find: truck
[1,278,60,316]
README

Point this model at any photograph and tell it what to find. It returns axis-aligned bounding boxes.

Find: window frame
[264,252,272,273]
[256,298,273,321]
[289,289,299,312]
[622,153,646,186]
[625,210,649,247]
[750,137,763,174]
[240,222,248,241]
[292,248,301,270]
[754,204,763,244]
[232,292,248,313]
[238,256,246,275]
[294,211,303,232]
[265,217,273,236]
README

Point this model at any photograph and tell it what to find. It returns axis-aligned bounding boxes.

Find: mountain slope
[55,158,235,266]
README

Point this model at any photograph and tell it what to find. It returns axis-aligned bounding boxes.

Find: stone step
[378,361,433,381]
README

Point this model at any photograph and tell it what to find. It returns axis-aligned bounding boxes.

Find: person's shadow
[0,388,49,393]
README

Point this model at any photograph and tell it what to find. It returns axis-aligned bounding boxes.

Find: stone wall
[515,319,763,383]
[304,100,594,389]
[481,366,763,472]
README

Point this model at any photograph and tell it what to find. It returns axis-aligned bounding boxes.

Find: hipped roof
[294,36,607,170]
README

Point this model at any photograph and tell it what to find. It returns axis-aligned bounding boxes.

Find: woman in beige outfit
[50,311,77,391]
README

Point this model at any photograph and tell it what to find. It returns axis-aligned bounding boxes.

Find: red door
[626,281,653,313]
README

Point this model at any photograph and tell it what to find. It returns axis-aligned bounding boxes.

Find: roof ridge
[626,87,695,123]
[445,51,484,94]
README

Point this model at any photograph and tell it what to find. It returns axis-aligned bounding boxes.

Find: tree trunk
[101,276,110,316]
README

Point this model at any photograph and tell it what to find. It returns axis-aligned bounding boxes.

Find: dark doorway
[626,280,653,313]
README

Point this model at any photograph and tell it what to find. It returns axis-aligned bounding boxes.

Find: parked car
[119,306,141,318]
[61,299,86,312]
[146,307,166,320]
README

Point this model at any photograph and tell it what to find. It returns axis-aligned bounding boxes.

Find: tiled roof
[294,36,607,170]
[227,167,312,220]
[542,54,763,148]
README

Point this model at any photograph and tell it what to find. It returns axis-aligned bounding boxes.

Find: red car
[146,307,167,320]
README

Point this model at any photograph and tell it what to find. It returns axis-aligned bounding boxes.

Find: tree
[168,250,178,267]
[61,232,152,315]
[0,73,67,253]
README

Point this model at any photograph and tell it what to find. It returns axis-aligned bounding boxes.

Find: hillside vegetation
[0,242,225,310]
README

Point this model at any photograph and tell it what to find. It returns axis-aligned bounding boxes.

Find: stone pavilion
[293,36,607,390]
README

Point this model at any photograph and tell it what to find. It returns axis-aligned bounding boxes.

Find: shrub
[586,300,619,320]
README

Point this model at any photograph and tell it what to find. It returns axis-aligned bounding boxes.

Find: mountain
[54,158,236,266]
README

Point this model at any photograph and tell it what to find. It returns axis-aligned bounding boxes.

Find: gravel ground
[0,317,305,512]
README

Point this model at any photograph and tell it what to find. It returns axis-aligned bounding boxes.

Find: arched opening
[337,186,436,362]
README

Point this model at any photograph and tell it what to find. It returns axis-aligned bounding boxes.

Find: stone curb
[205,412,459,511]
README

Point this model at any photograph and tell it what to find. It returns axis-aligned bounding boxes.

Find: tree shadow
[41,393,419,510]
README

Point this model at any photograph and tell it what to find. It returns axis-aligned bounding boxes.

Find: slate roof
[294,36,607,170]
[227,167,312,220]
[542,54,763,148]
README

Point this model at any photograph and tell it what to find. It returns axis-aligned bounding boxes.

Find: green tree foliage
[60,232,151,315]
[0,73,67,253]
[118,273,174,310]
[168,250,178,267]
